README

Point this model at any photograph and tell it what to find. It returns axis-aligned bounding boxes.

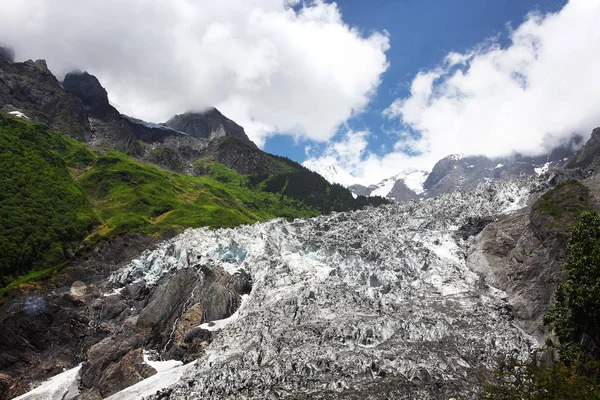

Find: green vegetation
[79,152,320,240]
[482,350,600,399]
[534,180,591,220]
[0,114,98,287]
[545,210,600,361]
[531,180,592,243]
[484,209,600,399]
[0,112,385,291]
[250,160,388,214]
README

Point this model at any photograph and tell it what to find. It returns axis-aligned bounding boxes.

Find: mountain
[10,162,600,398]
[302,158,360,187]
[3,50,600,399]
[307,140,580,202]
[164,109,257,149]
[422,140,579,197]
[0,55,89,140]
[0,57,387,292]
[347,169,428,201]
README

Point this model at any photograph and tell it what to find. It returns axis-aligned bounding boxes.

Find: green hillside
[0,114,98,287]
[0,112,383,291]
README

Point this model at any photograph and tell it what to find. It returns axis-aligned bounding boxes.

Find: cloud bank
[308,0,600,185]
[0,0,389,146]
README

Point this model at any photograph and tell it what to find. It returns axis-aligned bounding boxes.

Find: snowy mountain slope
[106,178,540,399]
[302,158,360,187]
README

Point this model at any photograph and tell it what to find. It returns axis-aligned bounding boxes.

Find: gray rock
[62,72,109,118]
[164,109,257,149]
[388,179,419,202]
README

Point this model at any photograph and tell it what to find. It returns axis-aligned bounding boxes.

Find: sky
[1,0,599,185]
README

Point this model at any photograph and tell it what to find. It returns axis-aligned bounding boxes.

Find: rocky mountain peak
[62,71,111,118]
[164,109,257,149]
[564,127,600,172]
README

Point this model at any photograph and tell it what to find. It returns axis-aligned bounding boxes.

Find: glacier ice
[110,178,543,399]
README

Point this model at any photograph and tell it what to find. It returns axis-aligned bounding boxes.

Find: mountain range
[2,47,600,400]
[304,138,582,202]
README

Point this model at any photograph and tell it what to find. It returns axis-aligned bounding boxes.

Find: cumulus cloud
[304,130,432,186]
[307,0,600,186]
[385,0,600,164]
[0,0,389,146]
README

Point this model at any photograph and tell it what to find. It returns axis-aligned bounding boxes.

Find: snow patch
[370,177,396,197]
[534,162,551,176]
[13,365,81,400]
[143,351,183,373]
[199,294,250,331]
[302,158,359,187]
[106,361,197,400]
[9,111,29,119]
[402,170,428,194]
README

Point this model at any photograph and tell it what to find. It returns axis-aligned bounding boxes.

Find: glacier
[105,177,544,399]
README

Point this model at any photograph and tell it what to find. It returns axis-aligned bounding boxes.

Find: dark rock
[120,279,148,301]
[565,127,600,172]
[102,295,128,320]
[230,270,252,295]
[0,372,11,400]
[62,72,110,118]
[184,326,213,343]
[0,57,90,139]
[136,269,202,331]
[347,184,373,197]
[388,179,419,202]
[457,216,495,240]
[164,108,257,149]
[81,343,154,398]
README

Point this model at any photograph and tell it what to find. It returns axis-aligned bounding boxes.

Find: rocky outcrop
[62,72,111,119]
[80,338,154,398]
[565,127,600,173]
[423,142,578,198]
[0,248,252,400]
[387,179,419,202]
[0,57,90,139]
[164,109,257,149]
[466,179,595,340]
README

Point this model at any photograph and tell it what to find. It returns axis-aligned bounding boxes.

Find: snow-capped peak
[302,158,359,187]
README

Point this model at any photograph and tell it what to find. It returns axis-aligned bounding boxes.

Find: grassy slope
[0,113,330,291]
[0,114,98,286]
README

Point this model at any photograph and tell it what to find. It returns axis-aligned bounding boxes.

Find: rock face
[467,179,596,340]
[387,179,420,202]
[164,109,257,149]
[62,72,111,118]
[102,178,540,399]
[0,58,90,139]
[423,145,577,198]
[0,227,248,399]
[565,127,600,173]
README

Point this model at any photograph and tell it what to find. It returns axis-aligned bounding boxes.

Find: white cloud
[0,0,389,147]
[303,130,432,186]
[385,0,600,165]
[305,0,600,186]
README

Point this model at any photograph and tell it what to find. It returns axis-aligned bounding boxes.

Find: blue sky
[264,0,567,164]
